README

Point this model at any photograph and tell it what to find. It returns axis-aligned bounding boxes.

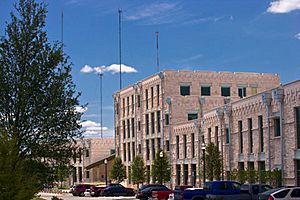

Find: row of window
[180,85,256,98]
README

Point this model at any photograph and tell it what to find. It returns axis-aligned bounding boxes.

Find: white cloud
[80,120,111,137]
[80,65,94,73]
[267,0,300,13]
[81,120,99,128]
[295,33,300,39]
[75,106,87,113]
[80,64,137,74]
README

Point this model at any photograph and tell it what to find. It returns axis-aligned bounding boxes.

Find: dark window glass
[85,149,89,157]
[176,136,179,159]
[188,113,198,121]
[138,144,141,154]
[151,113,155,134]
[127,119,130,138]
[165,114,169,125]
[151,87,154,108]
[183,164,188,185]
[296,107,300,149]
[192,164,196,186]
[191,133,195,158]
[291,189,300,197]
[151,139,155,159]
[238,162,245,171]
[123,143,126,161]
[225,128,229,144]
[145,89,148,109]
[249,118,253,153]
[157,85,160,106]
[137,95,141,108]
[131,118,135,137]
[123,120,126,139]
[297,160,300,186]
[146,114,149,135]
[122,98,125,117]
[274,117,281,137]
[183,135,187,158]
[157,111,161,133]
[157,138,161,150]
[215,126,219,148]
[131,95,134,114]
[273,189,290,198]
[208,128,211,143]
[238,87,247,98]
[166,140,170,151]
[138,121,141,131]
[128,143,131,161]
[176,165,181,185]
[248,161,254,170]
[86,170,90,179]
[259,116,264,152]
[201,86,211,96]
[146,140,149,160]
[127,96,129,115]
[221,87,230,97]
[180,85,190,96]
[239,121,243,154]
[132,142,135,159]
[78,167,82,182]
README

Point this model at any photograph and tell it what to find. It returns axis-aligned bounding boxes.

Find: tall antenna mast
[61,10,64,52]
[156,32,159,72]
[118,9,122,90]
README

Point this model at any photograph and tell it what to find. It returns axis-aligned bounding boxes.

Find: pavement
[38,192,137,200]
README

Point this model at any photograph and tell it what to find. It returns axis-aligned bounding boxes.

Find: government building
[113,70,300,187]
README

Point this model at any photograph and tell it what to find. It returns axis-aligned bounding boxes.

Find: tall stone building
[113,70,280,186]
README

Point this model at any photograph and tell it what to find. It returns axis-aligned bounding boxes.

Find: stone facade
[113,70,280,187]
[70,138,115,185]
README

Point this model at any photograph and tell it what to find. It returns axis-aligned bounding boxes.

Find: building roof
[86,154,115,170]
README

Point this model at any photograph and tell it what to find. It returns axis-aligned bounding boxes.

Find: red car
[90,185,106,197]
[72,184,94,197]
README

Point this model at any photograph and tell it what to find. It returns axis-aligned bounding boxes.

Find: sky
[1,0,300,138]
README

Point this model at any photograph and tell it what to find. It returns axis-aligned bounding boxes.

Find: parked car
[69,185,76,193]
[100,184,135,196]
[71,184,94,197]
[258,187,300,200]
[151,188,173,200]
[90,185,106,197]
[169,185,193,200]
[136,184,170,200]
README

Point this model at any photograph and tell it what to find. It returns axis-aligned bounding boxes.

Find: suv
[72,184,94,197]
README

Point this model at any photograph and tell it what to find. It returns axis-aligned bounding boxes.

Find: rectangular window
[122,98,125,117]
[201,86,211,96]
[131,118,135,138]
[183,164,188,185]
[138,144,141,154]
[157,85,160,106]
[166,140,170,151]
[188,113,198,121]
[127,119,130,138]
[151,139,155,159]
[151,87,154,108]
[131,95,134,114]
[176,136,180,159]
[146,166,150,183]
[183,135,187,158]
[221,86,231,97]
[239,121,243,154]
[165,113,169,125]
[132,142,135,158]
[85,149,89,157]
[248,118,253,153]
[238,162,245,171]
[138,121,141,131]
[296,107,300,149]
[191,133,195,158]
[215,126,219,148]
[86,170,90,179]
[137,95,141,108]
[238,87,247,98]
[208,128,211,143]
[123,143,126,161]
[248,161,254,170]
[192,164,196,186]
[151,112,155,134]
[274,117,281,137]
[258,116,264,152]
[145,89,148,110]
[128,143,131,161]
[180,85,190,96]
[146,140,150,160]
[225,128,229,144]
[78,167,82,182]
[176,165,181,185]
[157,138,161,150]
[73,167,77,182]
[123,120,126,139]
[157,111,161,133]
[127,96,129,115]
[116,103,119,115]
[297,160,300,186]
[146,114,149,135]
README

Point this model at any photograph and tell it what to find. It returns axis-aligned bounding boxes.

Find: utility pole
[118,9,122,90]
[99,71,103,138]
[156,32,159,72]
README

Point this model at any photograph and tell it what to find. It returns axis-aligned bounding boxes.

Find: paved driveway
[38,192,137,200]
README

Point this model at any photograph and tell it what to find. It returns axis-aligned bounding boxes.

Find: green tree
[110,157,126,183]
[205,143,221,181]
[151,150,171,184]
[0,0,82,199]
[131,155,146,188]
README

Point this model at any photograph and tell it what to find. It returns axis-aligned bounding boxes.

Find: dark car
[90,185,106,197]
[136,184,170,200]
[72,184,94,197]
[100,184,135,197]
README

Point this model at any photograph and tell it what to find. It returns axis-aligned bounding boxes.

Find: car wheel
[80,191,85,197]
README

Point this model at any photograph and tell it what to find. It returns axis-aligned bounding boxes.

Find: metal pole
[203,148,205,184]
[105,162,108,186]
[118,9,122,90]
[100,73,103,138]
[156,32,159,72]
[196,122,201,187]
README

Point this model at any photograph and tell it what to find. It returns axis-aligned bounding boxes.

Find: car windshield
[261,187,284,195]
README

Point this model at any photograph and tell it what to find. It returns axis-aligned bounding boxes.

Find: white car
[268,187,300,200]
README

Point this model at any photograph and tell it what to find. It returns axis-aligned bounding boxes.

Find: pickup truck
[183,181,243,200]
[205,183,273,200]
[151,189,173,200]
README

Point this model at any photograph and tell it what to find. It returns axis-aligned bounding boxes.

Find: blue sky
[1,0,300,138]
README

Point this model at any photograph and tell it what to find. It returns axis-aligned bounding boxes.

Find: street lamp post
[98,71,104,138]
[159,151,164,185]
[201,142,206,184]
[104,159,108,186]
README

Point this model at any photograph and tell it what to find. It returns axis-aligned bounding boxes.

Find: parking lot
[38,192,137,200]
